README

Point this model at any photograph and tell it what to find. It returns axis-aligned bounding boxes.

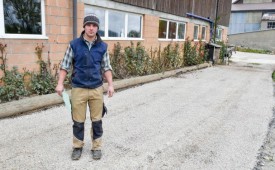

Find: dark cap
[83,14,100,28]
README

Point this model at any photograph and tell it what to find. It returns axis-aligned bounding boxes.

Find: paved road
[1,52,275,170]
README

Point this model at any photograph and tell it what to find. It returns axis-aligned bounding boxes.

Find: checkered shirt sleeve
[60,44,73,72]
[101,51,113,72]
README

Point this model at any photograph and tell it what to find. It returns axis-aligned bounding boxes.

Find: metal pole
[73,0,77,39]
[192,0,195,14]
[213,0,219,43]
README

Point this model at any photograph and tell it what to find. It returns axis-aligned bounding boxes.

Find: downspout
[213,0,219,43]
[192,0,195,14]
[73,0,77,39]
[186,13,214,42]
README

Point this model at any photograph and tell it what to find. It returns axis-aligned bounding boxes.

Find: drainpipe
[213,0,219,43]
[186,13,214,42]
[73,0,77,39]
[192,0,195,14]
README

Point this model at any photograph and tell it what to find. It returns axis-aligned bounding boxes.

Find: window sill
[158,39,185,42]
[194,39,207,42]
[0,34,49,39]
[102,37,144,41]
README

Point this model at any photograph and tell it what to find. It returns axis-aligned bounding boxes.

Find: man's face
[84,23,98,38]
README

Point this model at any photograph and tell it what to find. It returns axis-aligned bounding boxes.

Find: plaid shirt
[60,36,112,72]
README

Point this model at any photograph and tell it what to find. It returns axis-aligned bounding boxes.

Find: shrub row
[0,39,209,103]
[110,39,208,79]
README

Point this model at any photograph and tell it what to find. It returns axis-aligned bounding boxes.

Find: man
[55,14,114,160]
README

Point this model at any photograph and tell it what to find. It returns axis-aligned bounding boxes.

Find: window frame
[85,6,143,40]
[201,26,206,41]
[177,22,186,40]
[158,19,186,41]
[216,28,223,41]
[168,21,177,39]
[0,0,47,39]
[193,25,199,41]
[107,9,126,38]
[267,21,275,29]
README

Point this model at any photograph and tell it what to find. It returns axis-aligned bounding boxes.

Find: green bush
[236,47,271,54]
[0,43,58,103]
[183,38,199,66]
[110,40,208,78]
[109,42,127,79]
[30,72,56,95]
[198,40,208,63]
[162,43,182,70]
[150,45,164,74]
[110,41,153,78]
[272,71,275,81]
[219,42,227,63]
[30,44,57,95]
[0,43,30,102]
[0,39,211,103]
[0,67,30,102]
[124,41,151,76]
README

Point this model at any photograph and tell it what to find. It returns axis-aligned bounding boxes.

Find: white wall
[243,0,272,3]
[228,29,275,51]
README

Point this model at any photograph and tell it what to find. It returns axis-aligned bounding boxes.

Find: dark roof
[232,3,275,11]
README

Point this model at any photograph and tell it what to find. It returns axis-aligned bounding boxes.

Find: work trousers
[71,86,103,150]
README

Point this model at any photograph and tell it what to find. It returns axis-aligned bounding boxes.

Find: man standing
[55,14,114,160]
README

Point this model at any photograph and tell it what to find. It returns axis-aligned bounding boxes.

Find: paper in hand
[62,91,71,113]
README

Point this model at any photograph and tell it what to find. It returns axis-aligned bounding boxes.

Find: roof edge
[232,0,241,4]
[232,3,275,11]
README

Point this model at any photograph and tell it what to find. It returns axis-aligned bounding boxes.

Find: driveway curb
[0,63,210,119]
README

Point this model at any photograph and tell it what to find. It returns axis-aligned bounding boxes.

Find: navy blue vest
[70,33,107,89]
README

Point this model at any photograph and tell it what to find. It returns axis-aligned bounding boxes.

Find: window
[216,28,223,41]
[267,22,275,29]
[168,21,176,39]
[108,10,125,37]
[158,20,167,38]
[127,14,142,38]
[201,26,206,40]
[158,19,186,40]
[0,0,46,39]
[177,23,186,39]
[85,6,142,39]
[193,25,199,40]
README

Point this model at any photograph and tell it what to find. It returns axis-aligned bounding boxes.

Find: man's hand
[55,69,67,96]
[103,70,114,97]
[55,84,64,96]
[107,85,114,97]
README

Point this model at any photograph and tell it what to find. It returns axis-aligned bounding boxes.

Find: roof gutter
[186,12,214,41]
[186,13,214,23]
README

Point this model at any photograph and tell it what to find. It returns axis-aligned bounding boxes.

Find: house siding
[229,12,262,34]
[229,0,275,34]
[111,0,232,26]
[0,0,230,74]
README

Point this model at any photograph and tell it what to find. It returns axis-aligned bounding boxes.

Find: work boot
[71,148,82,160]
[91,150,102,160]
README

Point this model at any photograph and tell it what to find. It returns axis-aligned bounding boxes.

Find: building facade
[229,0,275,34]
[0,0,231,73]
